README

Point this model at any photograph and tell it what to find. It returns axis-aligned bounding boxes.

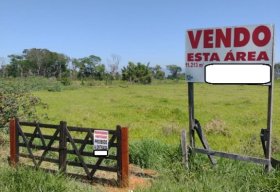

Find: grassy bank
[1,78,280,191]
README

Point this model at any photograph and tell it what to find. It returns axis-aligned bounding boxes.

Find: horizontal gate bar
[19,122,116,134]
[67,126,116,134]
[19,122,59,129]
[19,153,59,164]
[194,148,270,165]
[18,143,59,152]
[23,133,118,147]
[67,161,118,172]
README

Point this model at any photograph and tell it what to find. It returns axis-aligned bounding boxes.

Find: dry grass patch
[161,123,181,136]
[204,119,230,137]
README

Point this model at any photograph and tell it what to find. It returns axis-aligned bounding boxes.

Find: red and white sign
[93,130,108,156]
[185,24,274,83]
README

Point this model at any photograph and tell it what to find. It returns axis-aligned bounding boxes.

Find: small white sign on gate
[93,130,108,156]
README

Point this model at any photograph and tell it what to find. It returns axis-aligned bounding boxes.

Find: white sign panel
[185,24,274,84]
[93,130,108,156]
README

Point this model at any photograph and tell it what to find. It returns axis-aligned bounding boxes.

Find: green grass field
[35,80,280,156]
[2,79,280,191]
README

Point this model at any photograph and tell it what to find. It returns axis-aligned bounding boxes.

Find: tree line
[0,48,185,84]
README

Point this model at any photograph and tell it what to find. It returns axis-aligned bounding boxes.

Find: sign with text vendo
[185,24,274,84]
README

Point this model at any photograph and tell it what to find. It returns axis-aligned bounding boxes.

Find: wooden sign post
[185,24,275,171]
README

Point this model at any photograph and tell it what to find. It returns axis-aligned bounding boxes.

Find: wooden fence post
[9,118,19,166]
[181,129,188,168]
[59,121,67,173]
[117,126,129,187]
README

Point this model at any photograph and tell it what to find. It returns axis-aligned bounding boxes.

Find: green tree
[166,65,182,79]
[94,64,106,80]
[73,55,105,80]
[6,49,69,78]
[6,55,23,77]
[151,65,165,80]
[122,62,152,84]
[23,48,69,78]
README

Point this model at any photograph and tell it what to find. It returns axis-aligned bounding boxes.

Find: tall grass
[0,164,94,192]
[130,139,280,192]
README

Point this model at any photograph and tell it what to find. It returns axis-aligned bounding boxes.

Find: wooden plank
[59,121,67,173]
[36,124,47,147]
[264,25,275,172]
[67,126,116,134]
[37,129,60,166]
[194,148,270,165]
[181,130,188,168]
[266,85,274,171]
[71,138,118,147]
[119,127,129,187]
[65,128,91,179]
[67,161,117,172]
[188,82,195,149]
[71,138,95,144]
[15,119,20,163]
[27,124,38,147]
[78,131,91,154]
[116,125,121,183]
[66,150,117,160]
[23,133,60,141]
[22,133,118,147]
[27,124,46,148]
[19,153,59,164]
[18,143,59,152]
[260,128,267,156]
[194,120,216,165]
[19,143,117,160]
[9,118,18,166]
[90,134,117,178]
[20,122,117,134]
[17,125,38,168]
[19,122,59,129]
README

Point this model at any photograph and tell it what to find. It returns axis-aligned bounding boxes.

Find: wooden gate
[9,118,129,187]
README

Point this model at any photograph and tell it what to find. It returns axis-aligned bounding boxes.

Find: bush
[0,80,47,127]
[47,84,62,92]
[129,139,181,169]
[60,77,71,86]
[122,62,152,84]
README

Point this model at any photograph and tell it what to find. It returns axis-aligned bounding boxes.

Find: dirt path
[95,164,158,192]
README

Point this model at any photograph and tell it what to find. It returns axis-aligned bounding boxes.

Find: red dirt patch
[94,164,158,192]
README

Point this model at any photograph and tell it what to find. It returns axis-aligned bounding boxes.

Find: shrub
[47,84,62,92]
[122,62,152,84]
[0,80,47,127]
[129,139,181,169]
[60,77,71,86]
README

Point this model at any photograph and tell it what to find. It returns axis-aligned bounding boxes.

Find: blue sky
[0,0,279,68]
